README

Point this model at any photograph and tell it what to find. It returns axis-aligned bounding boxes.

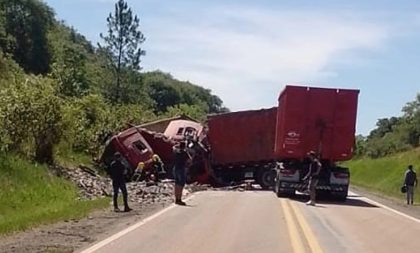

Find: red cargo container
[207,107,278,165]
[274,85,359,161]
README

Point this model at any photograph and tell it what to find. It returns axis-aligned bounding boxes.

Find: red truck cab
[101,127,154,177]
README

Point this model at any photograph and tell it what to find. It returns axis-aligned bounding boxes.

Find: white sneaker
[306,201,315,206]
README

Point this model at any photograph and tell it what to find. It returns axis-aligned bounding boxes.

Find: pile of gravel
[50,165,111,200]
[50,165,213,202]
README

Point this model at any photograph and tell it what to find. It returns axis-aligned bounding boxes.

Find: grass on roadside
[344,148,420,202]
[0,154,109,235]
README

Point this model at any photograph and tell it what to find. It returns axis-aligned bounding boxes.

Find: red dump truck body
[274,85,359,161]
[207,107,278,165]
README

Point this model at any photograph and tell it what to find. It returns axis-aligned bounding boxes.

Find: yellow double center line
[280,199,324,253]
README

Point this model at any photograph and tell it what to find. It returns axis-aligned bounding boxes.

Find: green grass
[0,154,109,235]
[344,148,420,202]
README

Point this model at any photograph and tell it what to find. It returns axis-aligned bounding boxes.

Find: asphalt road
[79,190,420,253]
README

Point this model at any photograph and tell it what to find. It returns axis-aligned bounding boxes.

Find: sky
[44,0,420,135]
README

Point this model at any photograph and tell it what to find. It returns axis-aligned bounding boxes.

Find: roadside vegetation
[350,92,420,201]
[346,148,420,203]
[354,94,420,159]
[0,0,227,235]
[0,155,108,235]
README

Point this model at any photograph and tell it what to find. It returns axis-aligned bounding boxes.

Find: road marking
[290,201,324,253]
[78,193,198,253]
[349,190,420,224]
[280,199,306,253]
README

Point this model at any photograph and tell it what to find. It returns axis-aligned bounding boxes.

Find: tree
[0,0,54,75]
[402,93,420,147]
[98,0,146,103]
[368,117,400,140]
[51,44,90,97]
[354,135,367,157]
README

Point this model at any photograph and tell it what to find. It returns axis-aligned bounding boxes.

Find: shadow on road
[287,194,379,208]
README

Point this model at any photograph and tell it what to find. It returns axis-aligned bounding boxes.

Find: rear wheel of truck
[334,192,348,202]
[258,169,276,190]
[275,181,295,198]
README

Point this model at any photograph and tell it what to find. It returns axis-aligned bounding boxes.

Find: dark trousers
[112,180,129,209]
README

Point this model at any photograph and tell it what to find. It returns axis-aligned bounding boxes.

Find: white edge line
[349,190,420,224]
[78,193,198,253]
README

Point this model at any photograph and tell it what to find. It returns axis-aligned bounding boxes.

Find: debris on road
[49,165,214,203]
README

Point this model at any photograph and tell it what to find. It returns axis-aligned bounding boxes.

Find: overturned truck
[101,85,359,198]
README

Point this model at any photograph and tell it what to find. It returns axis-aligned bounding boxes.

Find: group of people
[107,141,192,212]
[108,144,418,211]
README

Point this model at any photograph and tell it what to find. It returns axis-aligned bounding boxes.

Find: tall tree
[98,0,146,103]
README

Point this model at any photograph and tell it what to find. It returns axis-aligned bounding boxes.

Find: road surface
[79,190,420,253]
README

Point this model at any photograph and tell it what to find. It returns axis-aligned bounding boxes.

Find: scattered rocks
[50,165,213,202]
[50,165,111,200]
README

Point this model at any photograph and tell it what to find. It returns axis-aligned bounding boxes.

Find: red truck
[205,107,278,189]
[101,120,209,183]
[101,85,359,199]
[273,85,359,200]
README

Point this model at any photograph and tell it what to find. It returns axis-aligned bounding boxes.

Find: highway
[79,190,420,253]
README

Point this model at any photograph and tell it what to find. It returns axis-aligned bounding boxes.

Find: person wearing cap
[109,152,132,212]
[172,141,191,205]
[303,151,322,206]
[404,165,418,205]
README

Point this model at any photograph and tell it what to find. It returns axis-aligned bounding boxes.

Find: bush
[60,94,156,158]
[0,76,62,163]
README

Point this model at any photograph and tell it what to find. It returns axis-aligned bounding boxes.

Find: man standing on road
[303,151,322,206]
[173,141,191,206]
[109,152,132,212]
[404,165,418,205]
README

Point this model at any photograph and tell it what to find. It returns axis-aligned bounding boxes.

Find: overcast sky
[44,0,420,135]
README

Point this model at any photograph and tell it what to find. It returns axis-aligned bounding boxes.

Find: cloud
[139,5,391,111]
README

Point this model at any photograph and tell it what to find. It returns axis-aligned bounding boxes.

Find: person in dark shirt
[303,151,322,206]
[404,165,418,205]
[173,141,191,205]
[109,152,132,212]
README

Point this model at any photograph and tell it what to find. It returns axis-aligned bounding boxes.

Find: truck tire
[334,192,348,202]
[259,169,276,190]
[275,181,295,198]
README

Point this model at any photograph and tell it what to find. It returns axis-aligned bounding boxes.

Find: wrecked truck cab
[100,120,209,183]
[100,127,155,179]
[163,119,204,143]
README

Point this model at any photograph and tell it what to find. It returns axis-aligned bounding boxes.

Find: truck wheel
[335,193,347,202]
[275,181,295,198]
[259,169,276,190]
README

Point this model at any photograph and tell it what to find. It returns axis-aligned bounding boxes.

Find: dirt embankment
[0,166,210,253]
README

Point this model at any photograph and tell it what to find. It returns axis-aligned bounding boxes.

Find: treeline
[0,0,227,163]
[355,94,420,158]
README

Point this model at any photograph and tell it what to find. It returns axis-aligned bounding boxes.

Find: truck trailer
[273,85,359,200]
[206,107,278,189]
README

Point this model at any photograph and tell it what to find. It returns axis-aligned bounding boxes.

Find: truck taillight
[334,172,349,179]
